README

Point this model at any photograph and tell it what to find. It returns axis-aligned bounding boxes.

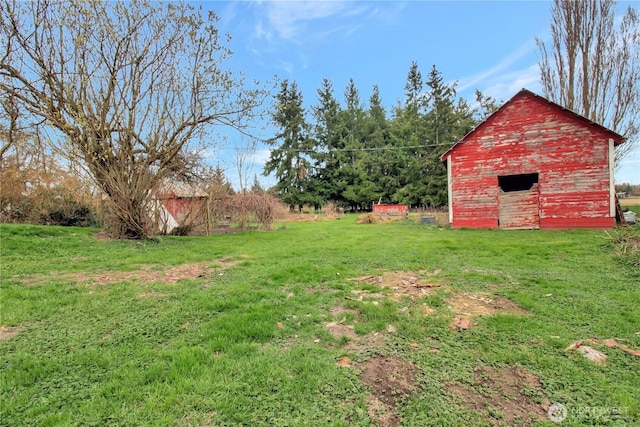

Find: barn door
[498,174,540,229]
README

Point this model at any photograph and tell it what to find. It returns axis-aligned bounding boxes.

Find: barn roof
[440,88,626,162]
[156,181,208,199]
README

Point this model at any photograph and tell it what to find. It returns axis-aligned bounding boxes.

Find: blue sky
[206,1,639,188]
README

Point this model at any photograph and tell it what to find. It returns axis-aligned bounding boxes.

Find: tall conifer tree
[264,80,312,211]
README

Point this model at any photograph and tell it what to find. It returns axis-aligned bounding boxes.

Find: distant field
[620,196,640,206]
[1,220,638,426]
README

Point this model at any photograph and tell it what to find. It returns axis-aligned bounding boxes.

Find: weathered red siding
[162,197,206,224]
[372,204,408,215]
[443,90,623,230]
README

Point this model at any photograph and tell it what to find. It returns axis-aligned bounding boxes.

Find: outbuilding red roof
[441,89,625,162]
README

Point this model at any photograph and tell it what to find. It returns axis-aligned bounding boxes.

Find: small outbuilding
[372,203,408,217]
[153,182,208,234]
[441,89,625,229]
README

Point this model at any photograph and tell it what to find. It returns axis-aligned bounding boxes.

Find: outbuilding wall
[446,91,617,229]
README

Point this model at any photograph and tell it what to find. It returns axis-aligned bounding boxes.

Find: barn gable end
[442,89,624,230]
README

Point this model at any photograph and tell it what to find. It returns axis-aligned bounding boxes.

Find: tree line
[264,63,497,211]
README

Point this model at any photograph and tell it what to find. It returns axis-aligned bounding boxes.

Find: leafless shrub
[322,202,344,219]
[209,192,286,231]
[0,141,98,226]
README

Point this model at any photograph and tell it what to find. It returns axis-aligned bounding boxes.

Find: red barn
[441,89,625,229]
[154,182,208,234]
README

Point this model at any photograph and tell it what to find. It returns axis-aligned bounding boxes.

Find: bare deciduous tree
[232,137,258,194]
[0,0,268,238]
[537,0,640,161]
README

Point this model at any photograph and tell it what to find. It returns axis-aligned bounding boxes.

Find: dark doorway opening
[498,173,539,192]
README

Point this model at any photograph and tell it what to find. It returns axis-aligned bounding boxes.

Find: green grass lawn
[1,219,638,426]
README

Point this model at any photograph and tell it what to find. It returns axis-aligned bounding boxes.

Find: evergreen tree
[250,174,264,193]
[422,65,475,206]
[391,62,430,206]
[359,85,392,205]
[404,61,424,110]
[310,78,342,207]
[264,64,484,211]
[264,80,313,211]
[474,89,500,120]
[338,79,369,210]
[206,165,235,198]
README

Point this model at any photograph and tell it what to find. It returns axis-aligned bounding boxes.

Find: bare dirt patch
[324,322,359,340]
[329,306,359,318]
[365,394,399,427]
[358,355,420,405]
[324,307,385,352]
[15,258,241,286]
[358,355,422,427]
[448,292,527,330]
[448,366,550,426]
[0,326,19,341]
[343,332,385,352]
[348,270,442,299]
[448,293,527,317]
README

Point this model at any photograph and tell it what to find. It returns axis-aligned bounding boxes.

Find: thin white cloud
[246,1,357,47]
[481,63,542,101]
[263,2,350,41]
[458,39,539,95]
[248,148,272,167]
[247,1,401,69]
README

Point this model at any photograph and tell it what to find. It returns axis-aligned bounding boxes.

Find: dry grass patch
[356,213,391,224]
[349,270,442,299]
[448,292,528,330]
[15,259,242,286]
[619,197,640,206]
[448,292,528,317]
[0,326,19,341]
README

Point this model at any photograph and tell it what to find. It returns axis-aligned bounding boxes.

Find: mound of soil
[358,355,420,405]
[448,366,550,426]
[357,355,422,427]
